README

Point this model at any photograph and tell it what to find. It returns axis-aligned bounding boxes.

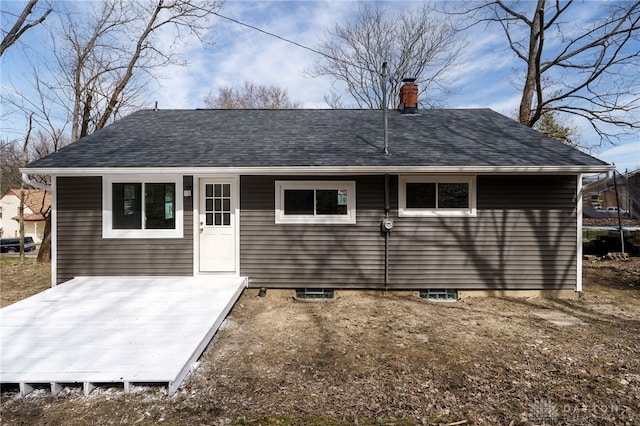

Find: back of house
[23,95,611,295]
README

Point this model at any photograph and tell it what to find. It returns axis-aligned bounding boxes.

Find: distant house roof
[11,212,47,222]
[2,189,51,215]
[25,108,610,172]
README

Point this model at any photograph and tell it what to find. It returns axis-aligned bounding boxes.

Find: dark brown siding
[56,176,193,284]
[390,175,577,290]
[240,175,578,290]
[240,176,387,288]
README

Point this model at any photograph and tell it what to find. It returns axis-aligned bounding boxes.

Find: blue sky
[2,0,639,171]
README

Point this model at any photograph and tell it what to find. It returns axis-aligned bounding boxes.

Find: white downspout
[576,174,583,294]
[21,173,52,192]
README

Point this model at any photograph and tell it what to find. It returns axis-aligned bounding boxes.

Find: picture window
[275,181,356,224]
[103,176,183,238]
[399,176,476,217]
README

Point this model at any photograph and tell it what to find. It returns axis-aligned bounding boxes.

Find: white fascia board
[21,164,615,176]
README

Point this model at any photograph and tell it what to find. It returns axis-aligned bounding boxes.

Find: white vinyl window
[103,176,183,238]
[399,175,476,217]
[275,181,356,224]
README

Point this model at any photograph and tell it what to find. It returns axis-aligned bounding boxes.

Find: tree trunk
[20,114,33,263]
[37,214,51,263]
[518,0,545,127]
[94,1,164,131]
[79,92,92,139]
[19,189,25,262]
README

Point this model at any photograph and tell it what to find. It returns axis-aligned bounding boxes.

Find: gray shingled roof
[26,108,609,169]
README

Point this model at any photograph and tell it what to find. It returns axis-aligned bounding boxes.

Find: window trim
[398,175,477,217]
[275,180,356,224]
[103,175,184,239]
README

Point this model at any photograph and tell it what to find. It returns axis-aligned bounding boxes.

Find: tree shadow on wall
[433,207,577,295]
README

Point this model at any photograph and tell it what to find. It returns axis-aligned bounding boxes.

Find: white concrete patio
[0,275,246,396]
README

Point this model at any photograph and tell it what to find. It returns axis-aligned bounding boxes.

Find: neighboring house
[0,189,51,243]
[23,87,611,293]
[583,169,640,219]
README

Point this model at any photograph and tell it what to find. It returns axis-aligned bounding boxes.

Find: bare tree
[3,116,65,262]
[4,0,222,261]
[313,3,462,109]
[0,140,23,194]
[204,82,302,109]
[0,133,60,196]
[3,66,71,192]
[457,0,640,143]
[30,129,70,160]
[0,0,51,56]
[51,0,223,141]
[18,114,35,261]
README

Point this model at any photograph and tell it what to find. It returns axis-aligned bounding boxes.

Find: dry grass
[1,258,639,425]
[0,256,50,308]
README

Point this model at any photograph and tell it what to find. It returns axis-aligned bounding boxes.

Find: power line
[212,11,379,75]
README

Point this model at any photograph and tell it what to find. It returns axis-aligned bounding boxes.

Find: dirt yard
[1,257,639,425]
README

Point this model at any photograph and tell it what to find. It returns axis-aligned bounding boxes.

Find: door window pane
[284,189,314,215]
[112,183,142,229]
[406,183,436,208]
[205,182,232,227]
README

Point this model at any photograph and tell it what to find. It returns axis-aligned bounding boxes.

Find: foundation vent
[295,288,334,300]
[419,288,458,302]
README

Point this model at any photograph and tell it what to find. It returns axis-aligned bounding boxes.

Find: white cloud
[596,141,640,172]
[151,0,358,109]
[4,0,639,151]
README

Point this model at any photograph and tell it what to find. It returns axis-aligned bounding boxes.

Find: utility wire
[212,11,380,75]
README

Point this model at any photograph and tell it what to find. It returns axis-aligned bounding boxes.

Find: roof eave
[21,164,615,176]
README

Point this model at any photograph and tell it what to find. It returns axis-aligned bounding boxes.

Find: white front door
[199,179,236,273]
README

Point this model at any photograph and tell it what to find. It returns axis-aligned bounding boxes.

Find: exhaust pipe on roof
[381,62,389,155]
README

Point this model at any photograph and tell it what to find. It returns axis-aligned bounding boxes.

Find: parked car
[0,237,37,253]
[606,206,629,214]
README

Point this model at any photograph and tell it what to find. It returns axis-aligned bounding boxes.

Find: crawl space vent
[295,288,334,300]
[420,289,458,302]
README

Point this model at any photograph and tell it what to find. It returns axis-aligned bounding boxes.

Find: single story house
[23,94,612,294]
[0,188,51,243]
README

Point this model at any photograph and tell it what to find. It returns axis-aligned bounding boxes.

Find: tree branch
[0,0,51,56]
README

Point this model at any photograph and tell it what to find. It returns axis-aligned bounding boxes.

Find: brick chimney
[398,78,418,114]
